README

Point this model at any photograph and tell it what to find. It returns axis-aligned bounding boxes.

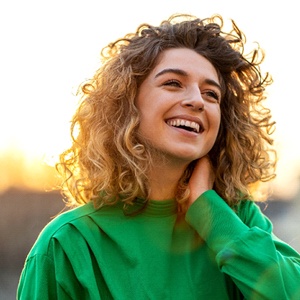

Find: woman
[18,14,300,299]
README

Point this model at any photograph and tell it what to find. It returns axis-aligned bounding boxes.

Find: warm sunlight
[1,0,299,199]
[3,3,300,299]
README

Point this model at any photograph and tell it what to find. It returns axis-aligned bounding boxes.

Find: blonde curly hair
[56,14,276,210]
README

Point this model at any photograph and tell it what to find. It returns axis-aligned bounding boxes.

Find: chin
[172,152,205,163]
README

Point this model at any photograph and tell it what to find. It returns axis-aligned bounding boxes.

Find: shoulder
[28,202,100,256]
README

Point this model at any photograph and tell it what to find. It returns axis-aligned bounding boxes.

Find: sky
[0,0,299,199]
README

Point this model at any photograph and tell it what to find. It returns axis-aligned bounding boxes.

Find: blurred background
[1,0,300,298]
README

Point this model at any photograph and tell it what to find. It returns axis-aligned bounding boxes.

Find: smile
[166,118,203,133]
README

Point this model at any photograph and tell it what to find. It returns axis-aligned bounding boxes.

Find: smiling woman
[1,0,299,200]
[16,13,300,300]
[134,48,222,201]
[135,48,221,175]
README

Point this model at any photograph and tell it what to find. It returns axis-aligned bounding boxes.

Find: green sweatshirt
[17,190,300,299]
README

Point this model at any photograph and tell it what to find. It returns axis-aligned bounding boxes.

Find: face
[135,48,221,165]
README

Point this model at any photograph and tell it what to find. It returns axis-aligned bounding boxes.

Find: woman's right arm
[17,254,58,300]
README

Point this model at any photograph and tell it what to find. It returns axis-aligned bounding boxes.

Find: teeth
[167,119,200,133]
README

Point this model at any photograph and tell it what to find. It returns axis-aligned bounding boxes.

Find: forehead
[151,48,219,82]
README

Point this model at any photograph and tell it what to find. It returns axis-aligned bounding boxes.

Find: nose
[180,87,204,111]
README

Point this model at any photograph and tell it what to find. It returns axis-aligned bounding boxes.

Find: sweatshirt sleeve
[185,190,300,300]
[17,254,58,300]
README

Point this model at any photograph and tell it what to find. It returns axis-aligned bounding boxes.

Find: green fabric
[17,190,300,299]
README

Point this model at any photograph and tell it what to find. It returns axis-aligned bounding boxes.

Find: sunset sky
[1,0,299,199]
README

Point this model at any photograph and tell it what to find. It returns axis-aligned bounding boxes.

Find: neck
[147,158,189,201]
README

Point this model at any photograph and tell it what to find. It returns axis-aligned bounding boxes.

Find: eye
[163,79,182,88]
[201,90,220,103]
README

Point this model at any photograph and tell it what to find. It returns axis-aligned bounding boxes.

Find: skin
[135,48,221,204]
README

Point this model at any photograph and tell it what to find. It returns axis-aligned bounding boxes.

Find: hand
[188,155,215,205]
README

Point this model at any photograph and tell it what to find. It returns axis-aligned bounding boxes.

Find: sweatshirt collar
[123,198,178,217]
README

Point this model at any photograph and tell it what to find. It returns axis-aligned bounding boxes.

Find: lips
[166,117,204,133]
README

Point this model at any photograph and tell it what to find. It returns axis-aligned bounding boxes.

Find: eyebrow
[155,68,188,78]
[154,68,222,92]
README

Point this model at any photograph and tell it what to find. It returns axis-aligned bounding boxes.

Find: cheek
[137,113,154,137]
[216,115,221,131]
[210,107,221,129]
[211,112,221,144]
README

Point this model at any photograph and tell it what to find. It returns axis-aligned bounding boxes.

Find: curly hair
[56,13,276,210]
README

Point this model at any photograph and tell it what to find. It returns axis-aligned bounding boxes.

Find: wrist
[189,188,212,205]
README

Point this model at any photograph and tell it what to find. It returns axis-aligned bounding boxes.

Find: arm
[186,157,300,299]
[17,254,58,300]
[17,216,103,300]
